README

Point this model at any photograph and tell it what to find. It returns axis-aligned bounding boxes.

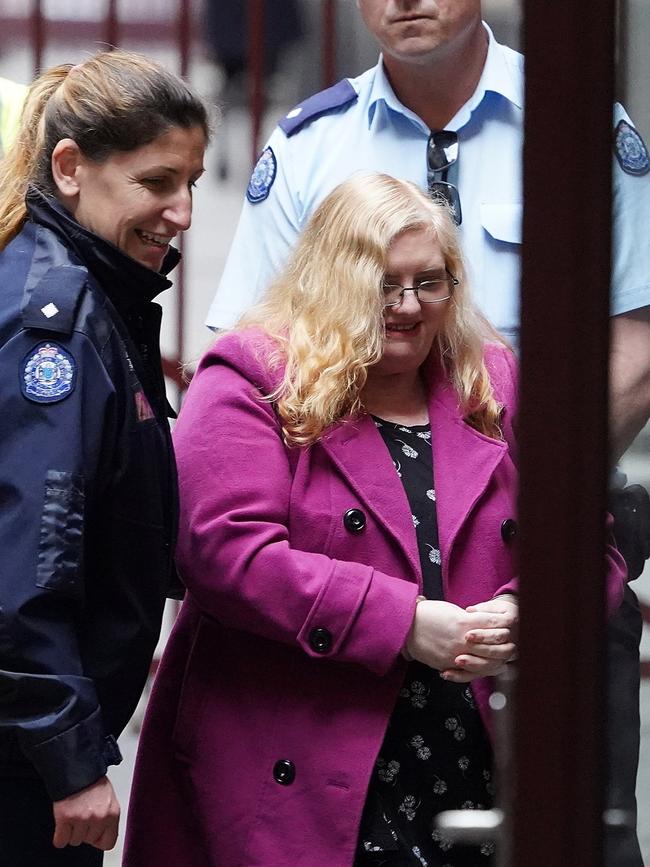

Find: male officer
[207,2,650,862]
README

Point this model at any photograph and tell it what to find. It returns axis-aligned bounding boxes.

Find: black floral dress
[354,419,496,867]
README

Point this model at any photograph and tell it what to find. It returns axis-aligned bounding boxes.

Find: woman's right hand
[52,776,120,851]
[404,599,516,681]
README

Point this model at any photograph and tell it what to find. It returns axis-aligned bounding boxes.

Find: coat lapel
[320,417,423,585]
[427,371,507,570]
[318,363,508,587]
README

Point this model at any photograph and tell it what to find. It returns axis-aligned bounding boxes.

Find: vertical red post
[178,0,191,78]
[514,0,615,862]
[31,0,44,77]
[322,0,337,88]
[105,0,119,48]
[174,0,193,383]
[248,0,265,167]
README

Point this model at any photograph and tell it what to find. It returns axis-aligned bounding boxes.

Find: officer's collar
[26,186,180,311]
[367,22,523,132]
[461,23,523,113]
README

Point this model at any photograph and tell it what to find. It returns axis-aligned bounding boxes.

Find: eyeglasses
[382,271,459,308]
[427,130,462,225]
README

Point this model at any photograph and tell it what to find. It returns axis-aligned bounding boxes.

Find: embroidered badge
[246,147,277,204]
[21,342,76,403]
[614,120,650,175]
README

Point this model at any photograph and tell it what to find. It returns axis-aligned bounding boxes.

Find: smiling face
[357,0,482,64]
[68,124,206,271]
[371,226,451,378]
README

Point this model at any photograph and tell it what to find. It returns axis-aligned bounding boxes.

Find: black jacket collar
[25,187,181,315]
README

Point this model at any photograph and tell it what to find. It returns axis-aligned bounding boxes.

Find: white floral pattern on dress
[397,440,418,459]
[376,758,401,783]
[412,845,429,865]
[427,544,441,565]
[431,830,453,852]
[462,686,476,708]
[398,795,419,821]
[401,680,429,709]
[409,735,431,760]
[359,417,495,864]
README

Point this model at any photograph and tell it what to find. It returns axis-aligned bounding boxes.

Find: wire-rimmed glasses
[382,271,459,308]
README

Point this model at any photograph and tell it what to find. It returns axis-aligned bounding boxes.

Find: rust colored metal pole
[31,0,44,77]
[178,0,191,78]
[173,0,193,391]
[514,0,615,864]
[248,0,265,166]
[321,0,337,88]
[105,0,119,48]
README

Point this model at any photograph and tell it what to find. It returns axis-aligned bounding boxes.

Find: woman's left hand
[441,594,518,683]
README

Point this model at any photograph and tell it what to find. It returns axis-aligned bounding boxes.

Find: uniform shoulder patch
[278,79,358,137]
[246,146,277,204]
[614,120,649,175]
[21,342,77,404]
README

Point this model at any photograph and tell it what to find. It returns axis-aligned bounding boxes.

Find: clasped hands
[405,594,518,683]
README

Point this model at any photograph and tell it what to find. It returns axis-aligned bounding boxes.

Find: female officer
[125,174,626,866]
[0,51,209,865]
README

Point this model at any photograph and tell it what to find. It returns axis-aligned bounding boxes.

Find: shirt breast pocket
[480,202,522,247]
[479,202,523,346]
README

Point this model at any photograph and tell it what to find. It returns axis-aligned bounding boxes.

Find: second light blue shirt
[207,25,650,348]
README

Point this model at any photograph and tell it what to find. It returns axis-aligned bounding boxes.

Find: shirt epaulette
[22,265,88,335]
[278,79,358,137]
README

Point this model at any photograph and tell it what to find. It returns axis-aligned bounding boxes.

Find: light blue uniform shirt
[207,25,650,346]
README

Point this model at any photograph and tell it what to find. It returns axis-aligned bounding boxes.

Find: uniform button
[501,519,518,543]
[273,759,295,785]
[343,508,366,533]
[309,627,332,654]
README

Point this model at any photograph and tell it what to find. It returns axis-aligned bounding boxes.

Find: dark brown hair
[0,50,211,248]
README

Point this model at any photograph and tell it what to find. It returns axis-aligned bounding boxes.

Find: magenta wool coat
[124,332,625,867]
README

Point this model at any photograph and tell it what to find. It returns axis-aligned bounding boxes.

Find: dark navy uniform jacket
[0,189,178,801]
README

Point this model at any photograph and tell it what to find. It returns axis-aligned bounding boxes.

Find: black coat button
[343,508,366,533]
[309,627,332,654]
[501,518,518,543]
[273,759,295,785]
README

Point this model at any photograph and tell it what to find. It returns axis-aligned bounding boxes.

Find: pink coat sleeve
[172,337,419,676]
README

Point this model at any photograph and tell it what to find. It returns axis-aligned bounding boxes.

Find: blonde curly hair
[236,173,506,446]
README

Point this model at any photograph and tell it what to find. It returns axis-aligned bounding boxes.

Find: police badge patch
[21,342,76,403]
[246,147,277,204]
[614,120,650,176]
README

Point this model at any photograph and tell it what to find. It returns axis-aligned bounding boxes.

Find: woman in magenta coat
[124,175,625,867]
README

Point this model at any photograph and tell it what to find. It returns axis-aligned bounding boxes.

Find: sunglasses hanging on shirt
[427,130,462,225]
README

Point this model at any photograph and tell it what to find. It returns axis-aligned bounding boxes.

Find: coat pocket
[171,614,212,759]
[36,470,85,598]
